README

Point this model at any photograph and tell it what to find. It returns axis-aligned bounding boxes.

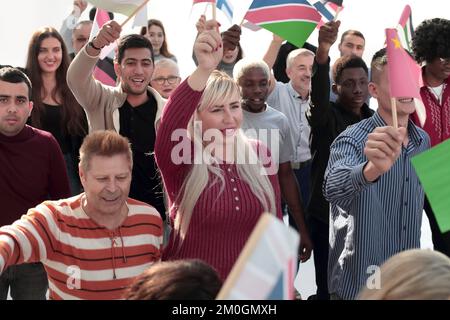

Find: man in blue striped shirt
[324,48,430,300]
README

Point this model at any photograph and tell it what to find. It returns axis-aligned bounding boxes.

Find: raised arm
[155,21,223,181]
[309,21,340,128]
[67,20,122,113]
[263,34,284,95]
[60,0,88,54]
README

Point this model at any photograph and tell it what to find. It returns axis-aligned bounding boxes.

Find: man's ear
[79,164,86,185]
[285,66,292,80]
[28,101,33,116]
[368,82,378,99]
[114,60,121,79]
[331,83,339,95]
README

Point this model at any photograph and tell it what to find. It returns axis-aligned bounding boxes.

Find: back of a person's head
[116,34,154,64]
[124,259,222,300]
[358,249,450,300]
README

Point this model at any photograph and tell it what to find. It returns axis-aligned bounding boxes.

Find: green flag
[412,139,450,233]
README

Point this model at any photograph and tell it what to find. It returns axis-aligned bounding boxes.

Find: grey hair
[286,48,315,69]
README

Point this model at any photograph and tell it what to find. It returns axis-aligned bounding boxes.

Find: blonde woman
[358,249,450,300]
[155,22,282,280]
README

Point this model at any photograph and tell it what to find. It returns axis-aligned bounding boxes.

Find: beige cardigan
[67,46,165,133]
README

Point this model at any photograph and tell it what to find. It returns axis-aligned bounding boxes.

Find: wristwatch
[88,38,103,51]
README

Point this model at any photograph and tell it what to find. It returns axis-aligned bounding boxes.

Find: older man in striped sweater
[0,130,163,300]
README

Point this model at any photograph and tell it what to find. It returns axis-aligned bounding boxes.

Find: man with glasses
[150,59,181,99]
[411,18,450,257]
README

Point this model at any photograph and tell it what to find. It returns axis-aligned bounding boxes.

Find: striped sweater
[411,75,450,147]
[0,194,163,300]
[155,80,282,280]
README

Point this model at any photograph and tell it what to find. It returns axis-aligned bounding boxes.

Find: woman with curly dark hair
[26,27,88,195]
[411,18,450,258]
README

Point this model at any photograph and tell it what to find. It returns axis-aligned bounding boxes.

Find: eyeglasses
[439,58,450,65]
[151,76,180,85]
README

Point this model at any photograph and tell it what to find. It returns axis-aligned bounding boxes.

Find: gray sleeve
[278,115,294,164]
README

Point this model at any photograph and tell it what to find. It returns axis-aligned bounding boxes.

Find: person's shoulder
[335,116,375,144]
[411,122,431,148]
[266,105,289,124]
[127,198,163,219]
[28,126,59,144]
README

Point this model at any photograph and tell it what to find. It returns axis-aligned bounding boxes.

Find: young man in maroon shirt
[0,66,70,299]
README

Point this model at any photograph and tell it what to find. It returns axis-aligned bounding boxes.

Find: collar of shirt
[287,81,309,102]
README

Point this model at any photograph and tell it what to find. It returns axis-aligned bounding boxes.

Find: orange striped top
[0,194,163,300]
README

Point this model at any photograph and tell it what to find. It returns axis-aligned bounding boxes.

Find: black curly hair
[412,18,450,64]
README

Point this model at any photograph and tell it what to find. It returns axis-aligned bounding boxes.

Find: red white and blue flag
[244,0,322,48]
[396,5,414,54]
[313,0,342,22]
[217,213,299,300]
[89,9,117,87]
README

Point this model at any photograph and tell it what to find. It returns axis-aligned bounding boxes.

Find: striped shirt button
[233,188,237,192]
[236,206,240,211]
[230,178,235,182]
[227,168,232,172]
[235,197,239,201]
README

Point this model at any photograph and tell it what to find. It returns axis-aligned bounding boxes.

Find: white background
[1,0,449,78]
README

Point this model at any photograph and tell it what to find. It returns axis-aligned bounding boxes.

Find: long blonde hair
[174,71,276,242]
[358,249,450,300]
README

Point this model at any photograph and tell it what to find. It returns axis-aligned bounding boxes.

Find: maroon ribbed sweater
[1,125,71,226]
[412,75,450,147]
[155,80,282,280]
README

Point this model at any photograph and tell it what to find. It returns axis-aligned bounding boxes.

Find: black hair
[333,55,368,84]
[0,66,32,100]
[412,18,450,64]
[117,34,154,64]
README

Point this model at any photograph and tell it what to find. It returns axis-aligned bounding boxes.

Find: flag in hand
[386,28,421,99]
[313,0,343,22]
[88,0,148,27]
[244,0,322,48]
[90,9,117,86]
[386,28,426,126]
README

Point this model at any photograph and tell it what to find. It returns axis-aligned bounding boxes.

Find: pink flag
[386,28,426,126]
[385,28,421,99]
